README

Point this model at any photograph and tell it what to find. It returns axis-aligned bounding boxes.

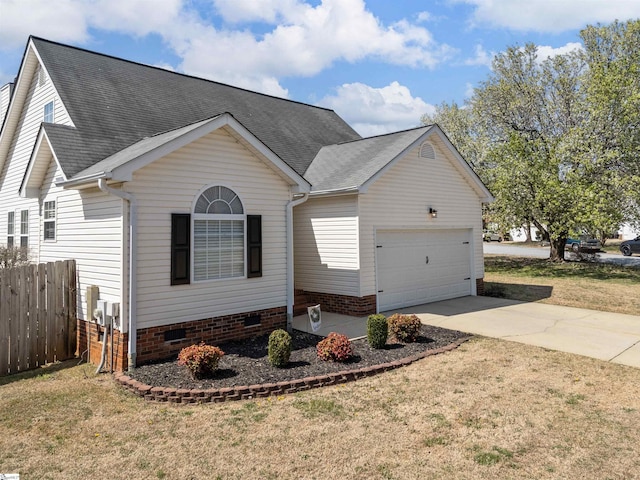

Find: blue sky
[1,0,639,136]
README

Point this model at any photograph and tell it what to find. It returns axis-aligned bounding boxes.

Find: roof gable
[28,37,360,179]
[57,113,310,192]
[19,124,66,197]
[305,125,493,202]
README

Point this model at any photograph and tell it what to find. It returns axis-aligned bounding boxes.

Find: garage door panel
[377,229,472,311]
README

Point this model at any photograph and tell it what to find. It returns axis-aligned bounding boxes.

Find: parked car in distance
[566,236,601,253]
[620,236,640,256]
[483,231,503,242]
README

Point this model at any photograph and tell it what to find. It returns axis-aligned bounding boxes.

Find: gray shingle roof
[32,37,360,179]
[304,126,433,192]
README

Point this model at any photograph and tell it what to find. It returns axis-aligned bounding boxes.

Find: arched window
[193,186,245,281]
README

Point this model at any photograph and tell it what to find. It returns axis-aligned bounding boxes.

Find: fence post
[0,269,8,374]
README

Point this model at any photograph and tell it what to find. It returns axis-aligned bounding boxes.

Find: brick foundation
[476,278,485,296]
[301,290,377,317]
[135,306,286,366]
[78,306,287,371]
[77,318,128,372]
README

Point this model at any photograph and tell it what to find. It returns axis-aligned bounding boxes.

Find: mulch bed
[129,325,470,390]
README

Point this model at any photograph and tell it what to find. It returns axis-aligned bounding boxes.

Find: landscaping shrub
[177,342,224,378]
[268,329,292,367]
[387,313,422,342]
[367,314,388,349]
[317,332,353,362]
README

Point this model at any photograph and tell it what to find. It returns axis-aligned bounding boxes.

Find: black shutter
[247,215,262,278]
[171,213,190,285]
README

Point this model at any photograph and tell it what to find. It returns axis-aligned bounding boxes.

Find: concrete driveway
[392,296,640,368]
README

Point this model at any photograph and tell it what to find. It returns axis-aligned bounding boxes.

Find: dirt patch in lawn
[129,325,469,390]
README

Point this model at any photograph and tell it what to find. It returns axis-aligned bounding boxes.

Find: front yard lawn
[2,338,640,479]
[484,255,640,315]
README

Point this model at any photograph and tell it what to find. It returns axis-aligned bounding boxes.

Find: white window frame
[43,100,54,123]
[20,209,28,248]
[43,199,56,241]
[7,211,14,247]
[191,185,246,282]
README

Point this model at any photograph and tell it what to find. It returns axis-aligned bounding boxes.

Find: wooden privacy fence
[0,260,77,376]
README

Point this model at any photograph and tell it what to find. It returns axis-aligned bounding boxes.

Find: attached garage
[294,125,493,317]
[376,229,473,312]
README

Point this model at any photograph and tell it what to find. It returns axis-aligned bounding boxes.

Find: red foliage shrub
[316,332,353,362]
[177,342,224,378]
[387,313,422,342]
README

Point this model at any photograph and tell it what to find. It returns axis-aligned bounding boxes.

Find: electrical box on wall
[94,299,109,326]
[111,303,126,333]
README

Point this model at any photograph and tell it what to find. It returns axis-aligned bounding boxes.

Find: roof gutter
[57,171,111,188]
[98,179,138,370]
[308,186,360,197]
[286,191,309,331]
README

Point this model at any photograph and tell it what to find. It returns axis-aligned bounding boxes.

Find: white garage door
[376,229,472,312]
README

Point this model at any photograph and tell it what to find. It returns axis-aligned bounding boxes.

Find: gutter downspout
[98,179,138,370]
[286,192,309,331]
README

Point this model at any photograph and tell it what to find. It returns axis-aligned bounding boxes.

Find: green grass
[485,255,639,282]
[484,255,640,315]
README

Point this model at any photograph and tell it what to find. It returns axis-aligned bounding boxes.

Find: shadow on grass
[485,256,640,282]
[0,358,81,386]
[484,281,553,303]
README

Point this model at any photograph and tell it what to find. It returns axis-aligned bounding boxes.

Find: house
[0,37,493,371]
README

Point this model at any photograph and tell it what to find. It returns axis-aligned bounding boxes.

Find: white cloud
[464,44,494,67]
[536,42,583,61]
[318,81,435,137]
[452,0,640,33]
[212,0,304,24]
[464,82,475,99]
[0,0,91,49]
[0,0,454,98]
[416,11,432,22]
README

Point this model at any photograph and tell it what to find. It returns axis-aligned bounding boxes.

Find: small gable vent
[37,68,48,87]
[419,142,436,160]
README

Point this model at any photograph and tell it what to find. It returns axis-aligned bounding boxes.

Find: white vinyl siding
[359,135,484,297]
[128,127,292,330]
[0,58,72,258]
[293,195,360,297]
[39,159,124,320]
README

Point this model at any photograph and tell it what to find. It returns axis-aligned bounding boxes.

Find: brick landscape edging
[114,337,472,403]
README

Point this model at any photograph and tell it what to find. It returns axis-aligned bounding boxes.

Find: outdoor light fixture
[429,207,438,218]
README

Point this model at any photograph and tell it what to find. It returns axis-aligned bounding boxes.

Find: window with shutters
[193,186,245,281]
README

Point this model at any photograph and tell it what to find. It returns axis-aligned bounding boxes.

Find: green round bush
[268,329,292,368]
[367,314,388,349]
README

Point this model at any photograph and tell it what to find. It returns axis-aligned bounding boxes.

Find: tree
[425,22,640,261]
[579,20,640,227]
